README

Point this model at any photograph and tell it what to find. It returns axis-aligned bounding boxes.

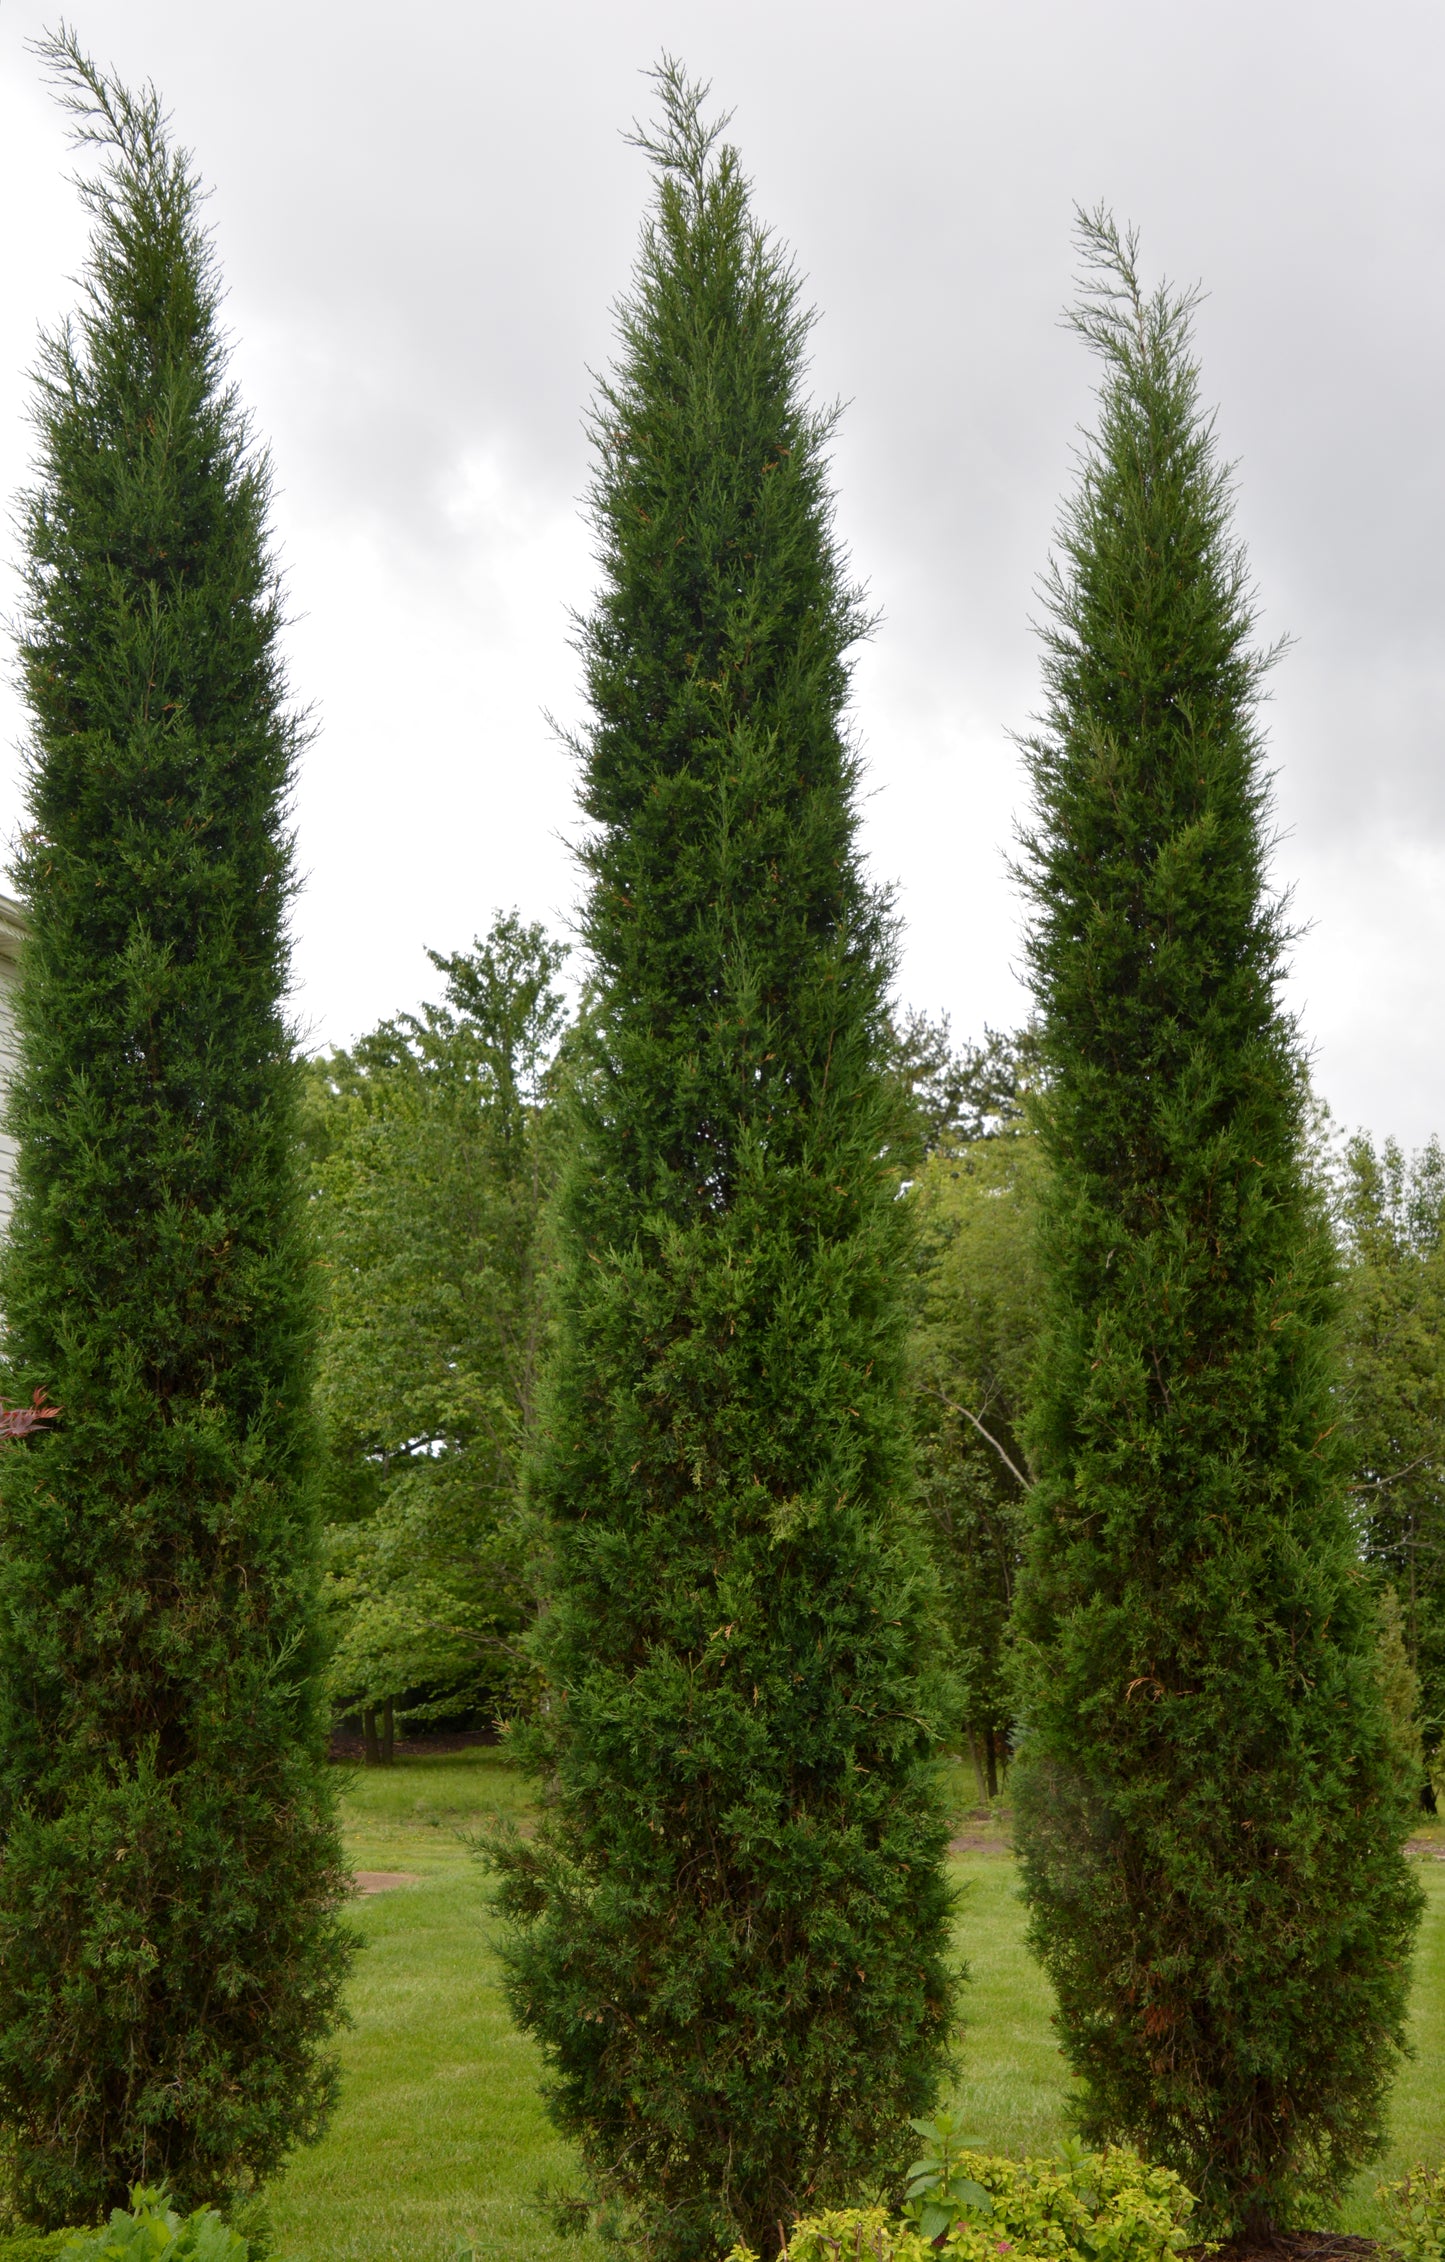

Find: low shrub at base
[725,2138,1199,2262]
[1378,2164,1445,2262]
[44,2190,247,2262]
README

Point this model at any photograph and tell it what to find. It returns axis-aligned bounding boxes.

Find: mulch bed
[1193,2239,1380,2262]
[351,1870,421,1897]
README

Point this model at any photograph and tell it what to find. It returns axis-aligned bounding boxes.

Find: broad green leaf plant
[60,2189,245,2262]
[901,2113,993,2244]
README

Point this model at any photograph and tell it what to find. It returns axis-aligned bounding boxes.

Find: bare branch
[1348,1458,1433,1495]
[923,1386,1032,1493]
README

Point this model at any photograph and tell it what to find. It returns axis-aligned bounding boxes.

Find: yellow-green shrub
[1377,2164,1445,2262]
[755,2209,925,2262]
[725,2143,1199,2262]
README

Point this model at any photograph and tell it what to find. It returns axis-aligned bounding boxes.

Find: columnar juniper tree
[493,66,954,2262]
[0,36,351,2224]
[1011,213,1421,2235]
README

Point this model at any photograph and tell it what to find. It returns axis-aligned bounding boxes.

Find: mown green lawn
[265,1751,1445,2262]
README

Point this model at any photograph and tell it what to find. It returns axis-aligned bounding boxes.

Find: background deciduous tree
[911,1128,1040,1799]
[305,913,567,1748]
[1337,1132,1445,1803]
[903,1024,1040,1799]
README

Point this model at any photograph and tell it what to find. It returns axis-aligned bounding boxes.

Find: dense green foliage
[1010,213,1421,2233]
[1377,2163,1445,2262]
[1337,1134,1445,1786]
[738,2142,1198,2262]
[490,66,955,2262]
[0,2235,76,2262]
[0,40,351,2224]
[305,914,567,1735]
[58,2189,245,2262]
[910,1134,1040,1793]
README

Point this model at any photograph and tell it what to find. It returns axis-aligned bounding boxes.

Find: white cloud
[0,0,1440,1143]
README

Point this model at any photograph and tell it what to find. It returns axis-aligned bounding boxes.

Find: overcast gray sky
[0,0,1441,1144]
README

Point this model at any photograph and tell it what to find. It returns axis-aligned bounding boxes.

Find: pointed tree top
[625,55,734,195]
[31,21,182,198]
[1065,202,1201,376]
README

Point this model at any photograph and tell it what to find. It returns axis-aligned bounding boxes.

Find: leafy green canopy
[491,63,955,2262]
[910,1134,1041,1787]
[0,35,351,2224]
[306,914,568,1726]
[1337,1134,1445,1775]
[1011,214,1421,2234]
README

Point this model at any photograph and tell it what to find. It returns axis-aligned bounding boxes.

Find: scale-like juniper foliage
[0,35,352,2225]
[491,65,955,2262]
[1011,213,1421,2236]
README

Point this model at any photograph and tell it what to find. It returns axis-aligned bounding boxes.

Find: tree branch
[923,1386,1032,1492]
[1348,1457,1433,1494]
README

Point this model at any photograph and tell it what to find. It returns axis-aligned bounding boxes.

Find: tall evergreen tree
[1011,214,1421,2235]
[492,66,954,2262]
[0,37,351,2224]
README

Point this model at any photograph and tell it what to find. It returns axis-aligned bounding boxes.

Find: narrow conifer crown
[0,28,349,2223]
[490,65,954,2262]
[1011,212,1422,2234]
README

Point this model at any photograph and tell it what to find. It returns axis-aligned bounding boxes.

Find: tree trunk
[362,1707,381,1768]
[966,1727,988,1808]
[381,1698,395,1766]
[984,1726,999,1801]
